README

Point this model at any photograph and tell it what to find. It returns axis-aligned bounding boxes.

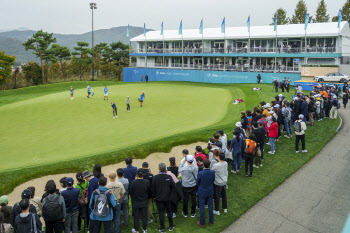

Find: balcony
[129,63,301,73]
[130,47,340,54]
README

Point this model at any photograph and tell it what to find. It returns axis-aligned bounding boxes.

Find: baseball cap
[65,177,74,187]
[269,111,274,114]
[235,122,242,127]
[274,104,280,108]
[299,114,304,119]
[186,155,195,163]
[82,170,93,178]
[21,189,32,200]
[142,162,149,168]
[159,162,166,171]
[265,103,271,107]
[0,195,8,205]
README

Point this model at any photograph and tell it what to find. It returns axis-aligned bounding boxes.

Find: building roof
[131,21,349,42]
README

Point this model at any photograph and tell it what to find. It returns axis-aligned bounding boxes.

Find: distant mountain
[0,27,31,33]
[0,26,152,65]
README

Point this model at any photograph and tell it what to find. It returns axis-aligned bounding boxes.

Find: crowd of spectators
[0,84,344,233]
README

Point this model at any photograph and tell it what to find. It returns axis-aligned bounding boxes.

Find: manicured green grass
[0,82,230,171]
[0,81,339,233]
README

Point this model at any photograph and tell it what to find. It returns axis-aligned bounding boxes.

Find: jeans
[295,134,306,151]
[213,184,227,211]
[269,137,276,152]
[199,196,213,226]
[120,200,129,225]
[284,119,293,137]
[330,106,338,119]
[45,220,64,233]
[232,150,242,171]
[65,210,79,233]
[127,104,130,111]
[260,143,264,160]
[132,206,147,232]
[182,186,197,215]
[113,201,121,233]
[155,200,173,230]
[91,220,112,233]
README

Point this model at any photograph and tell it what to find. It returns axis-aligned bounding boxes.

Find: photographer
[272,79,279,92]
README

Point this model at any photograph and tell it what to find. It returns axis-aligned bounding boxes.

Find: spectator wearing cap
[107,171,125,233]
[330,95,339,119]
[152,163,175,232]
[14,199,42,233]
[26,186,42,218]
[129,168,151,233]
[123,157,137,186]
[217,130,228,155]
[230,129,243,173]
[235,121,246,137]
[61,177,80,233]
[0,195,12,225]
[295,114,308,153]
[208,139,220,162]
[141,162,154,224]
[42,180,66,233]
[167,157,179,177]
[179,155,198,218]
[196,159,215,228]
[194,146,207,166]
[11,189,37,226]
[300,97,308,123]
[89,176,117,233]
[212,153,228,215]
[117,168,130,227]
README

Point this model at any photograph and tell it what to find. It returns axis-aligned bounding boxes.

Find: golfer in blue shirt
[104,86,108,100]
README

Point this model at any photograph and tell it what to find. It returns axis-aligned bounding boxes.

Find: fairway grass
[0,83,231,171]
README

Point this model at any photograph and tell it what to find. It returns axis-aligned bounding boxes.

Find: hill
[0,26,151,65]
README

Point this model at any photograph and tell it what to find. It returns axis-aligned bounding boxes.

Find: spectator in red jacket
[268,117,278,154]
[194,146,207,166]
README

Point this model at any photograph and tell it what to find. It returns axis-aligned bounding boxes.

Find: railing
[129,62,301,73]
[130,47,340,54]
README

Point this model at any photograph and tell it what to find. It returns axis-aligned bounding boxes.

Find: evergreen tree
[51,44,71,78]
[0,51,15,85]
[72,42,92,80]
[314,0,330,22]
[331,0,350,23]
[271,8,289,25]
[290,0,313,24]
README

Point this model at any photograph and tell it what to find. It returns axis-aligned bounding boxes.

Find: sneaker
[268,151,274,154]
[260,164,263,167]
[255,165,259,169]
[172,213,176,218]
[266,142,271,145]
[253,165,257,168]
[205,205,208,209]
[169,226,175,232]
[213,210,220,216]
[223,209,227,213]
[245,173,248,177]
[182,212,188,218]
[158,229,166,233]
[302,150,308,153]
[296,151,299,153]
[116,116,118,118]
[249,174,252,177]
[191,213,196,218]
[231,170,236,173]
[132,229,139,233]
[284,135,289,138]
[113,117,115,119]
[237,170,240,173]
[143,230,147,233]
[147,219,153,224]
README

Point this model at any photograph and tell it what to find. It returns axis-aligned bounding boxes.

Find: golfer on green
[111,102,117,118]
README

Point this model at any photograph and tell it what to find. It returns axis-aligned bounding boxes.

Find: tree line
[272,0,350,25]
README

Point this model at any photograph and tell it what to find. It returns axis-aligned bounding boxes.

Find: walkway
[223,108,350,233]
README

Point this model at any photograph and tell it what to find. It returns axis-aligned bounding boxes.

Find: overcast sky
[1,0,346,34]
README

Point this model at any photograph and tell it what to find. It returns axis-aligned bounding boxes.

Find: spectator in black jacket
[293,97,300,117]
[14,199,42,233]
[240,112,248,130]
[129,168,151,233]
[152,163,175,233]
[308,97,315,126]
[258,121,266,161]
[251,122,263,168]
[12,189,37,225]
[142,162,154,224]
[167,157,179,177]
[196,157,204,172]
[275,104,283,138]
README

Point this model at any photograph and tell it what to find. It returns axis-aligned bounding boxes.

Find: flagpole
[202,18,204,70]
[224,17,226,71]
[275,23,277,72]
[162,22,165,69]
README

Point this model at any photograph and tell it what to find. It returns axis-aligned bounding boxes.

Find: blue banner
[179,20,182,35]
[199,19,203,34]
[124,68,301,84]
[305,12,309,30]
[221,17,225,33]
[338,9,342,28]
[274,15,278,31]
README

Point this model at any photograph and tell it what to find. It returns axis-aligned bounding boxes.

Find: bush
[22,61,42,85]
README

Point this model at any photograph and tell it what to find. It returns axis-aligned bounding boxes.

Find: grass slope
[0,81,340,233]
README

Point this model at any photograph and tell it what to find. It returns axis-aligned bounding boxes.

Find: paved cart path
[223,108,350,233]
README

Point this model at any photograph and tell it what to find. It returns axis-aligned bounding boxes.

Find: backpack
[245,139,256,155]
[284,108,291,120]
[42,195,62,222]
[92,189,111,217]
[79,184,88,205]
[294,121,302,133]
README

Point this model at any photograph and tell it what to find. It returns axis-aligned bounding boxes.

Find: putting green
[0,83,231,171]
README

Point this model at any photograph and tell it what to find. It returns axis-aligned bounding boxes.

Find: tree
[48,62,61,79]
[331,0,350,23]
[22,61,42,85]
[72,42,92,80]
[22,30,56,84]
[271,8,289,25]
[92,42,108,78]
[0,51,15,85]
[313,0,330,23]
[51,44,71,78]
[290,0,312,24]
